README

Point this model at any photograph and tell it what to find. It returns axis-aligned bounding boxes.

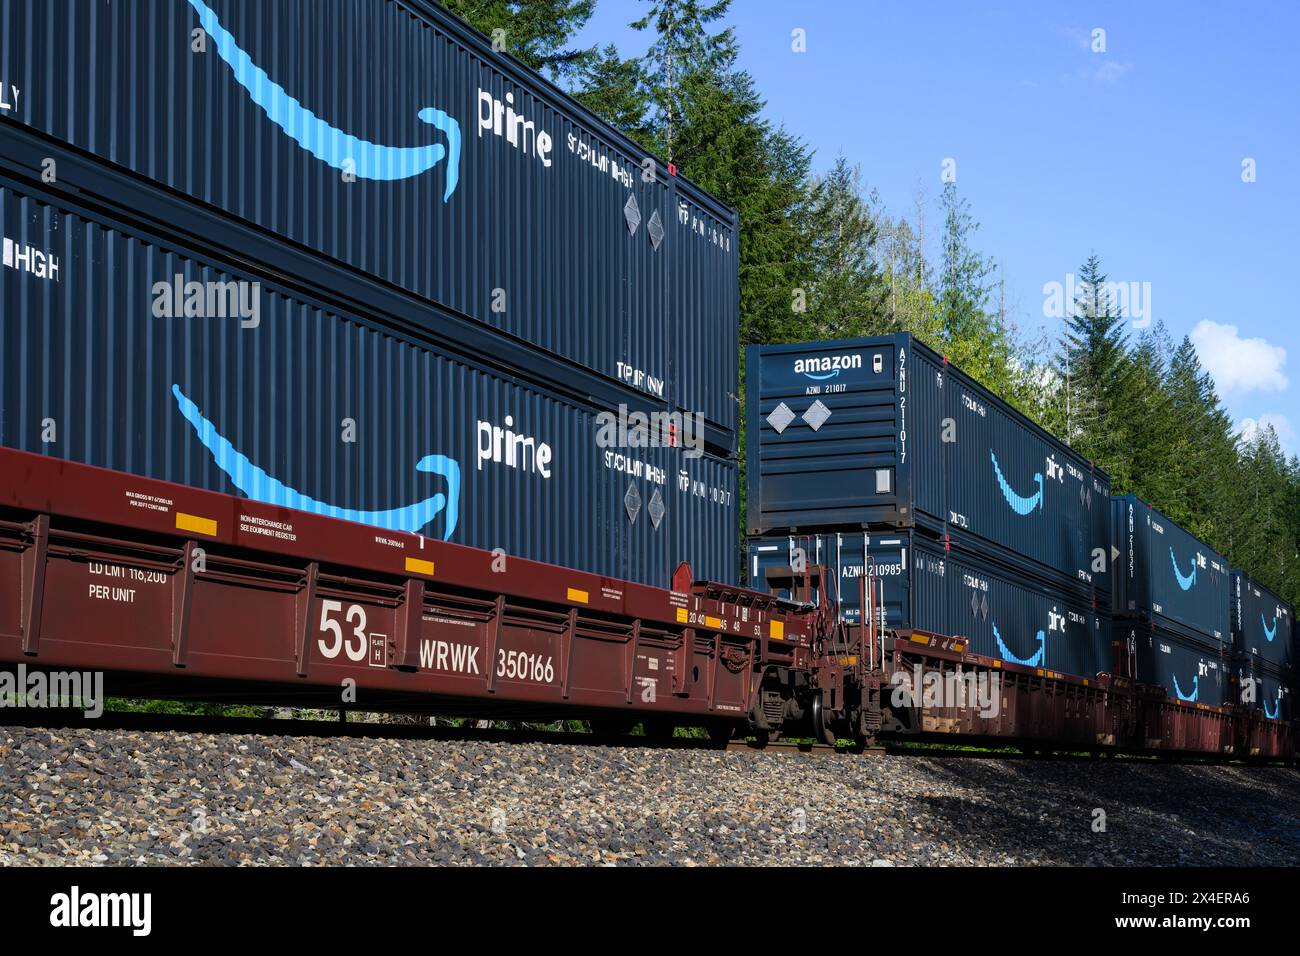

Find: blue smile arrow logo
[1262,614,1278,642]
[801,369,839,381]
[991,450,1043,515]
[1170,548,1197,591]
[171,385,460,538]
[992,622,1045,667]
[185,0,461,199]
[1171,672,1199,702]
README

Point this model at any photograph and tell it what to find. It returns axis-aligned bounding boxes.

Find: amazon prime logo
[478,87,553,167]
[477,415,554,478]
[171,385,462,538]
[990,449,1044,516]
[186,0,461,199]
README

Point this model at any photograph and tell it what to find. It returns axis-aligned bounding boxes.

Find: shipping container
[745,335,1111,597]
[1232,570,1294,671]
[1234,661,1293,722]
[1116,619,1230,708]
[747,531,1110,681]
[1111,496,1229,647]
[0,178,737,590]
[0,0,739,434]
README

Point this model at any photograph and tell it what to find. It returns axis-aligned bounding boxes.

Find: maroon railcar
[1,446,1294,761]
[0,447,807,735]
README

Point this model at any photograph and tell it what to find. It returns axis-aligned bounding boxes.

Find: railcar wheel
[811,693,836,747]
[706,720,738,748]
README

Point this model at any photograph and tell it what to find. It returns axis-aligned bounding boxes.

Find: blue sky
[576,0,1300,451]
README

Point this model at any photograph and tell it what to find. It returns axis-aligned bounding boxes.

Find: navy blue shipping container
[0,0,739,435]
[1112,496,1229,647]
[1234,661,1292,722]
[745,335,1111,597]
[1232,570,1294,670]
[747,532,1111,681]
[1116,620,1229,707]
[0,179,737,589]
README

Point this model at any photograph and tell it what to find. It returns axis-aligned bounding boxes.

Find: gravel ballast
[1,725,1297,866]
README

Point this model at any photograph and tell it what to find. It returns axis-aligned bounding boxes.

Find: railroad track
[3,710,1287,765]
[1,708,873,754]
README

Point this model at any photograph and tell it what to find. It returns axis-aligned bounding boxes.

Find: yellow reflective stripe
[176,512,217,536]
[405,557,435,576]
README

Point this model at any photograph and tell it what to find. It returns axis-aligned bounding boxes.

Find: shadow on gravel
[901,757,1300,865]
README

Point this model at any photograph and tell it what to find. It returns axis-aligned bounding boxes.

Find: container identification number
[497,651,555,684]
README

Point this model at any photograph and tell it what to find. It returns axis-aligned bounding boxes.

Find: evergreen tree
[937,181,995,345]
[1059,253,1136,487]
[1163,337,1237,545]
[630,1,815,346]
[574,44,652,139]
[440,0,597,79]
[800,157,889,339]
[1122,323,1178,504]
[933,182,1023,399]
[878,185,941,341]
[631,0,733,161]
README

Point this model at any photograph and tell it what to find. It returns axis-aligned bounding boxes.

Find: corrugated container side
[746,531,1110,681]
[1232,570,1294,670]
[0,0,738,432]
[1115,620,1230,707]
[745,338,905,531]
[1112,496,1230,646]
[0,180,736,589]
[1234,660,1292,722]
[746,335,1110,597]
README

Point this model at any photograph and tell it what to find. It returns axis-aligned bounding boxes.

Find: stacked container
[1110,497,1231,706]
[744,335,1111,679]
[1232,571,1294,721]
[0,0,739,589]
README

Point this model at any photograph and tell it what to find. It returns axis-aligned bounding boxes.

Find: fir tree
[801,156,889,339]
[440,0,597,79]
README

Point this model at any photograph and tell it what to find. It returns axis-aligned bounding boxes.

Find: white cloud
[1237,414,1294,450]
[1190,320,1288,395]
[1091,61,1133,84]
